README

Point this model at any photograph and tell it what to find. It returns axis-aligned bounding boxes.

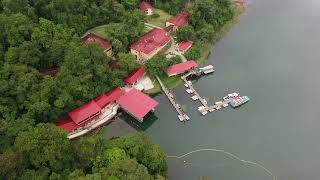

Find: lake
[145,0,320,179]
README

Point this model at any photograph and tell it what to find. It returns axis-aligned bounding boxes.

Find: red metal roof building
[123,66,145,85]
[116,88,158,122]
[139,1,153,16]
[178,41,193,53]
[130,28,171,63]
[94,87,124,108]
[68,100,102,125]
[56,118,81,133]
[57,87,125,133]
[166,60,198,77]
[82,33,113,56]
[166,11,190,32]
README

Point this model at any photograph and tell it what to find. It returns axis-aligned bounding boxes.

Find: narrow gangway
[156,75,190,122]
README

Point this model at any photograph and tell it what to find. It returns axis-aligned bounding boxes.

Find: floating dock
[181,69,229,115]
[156,75,190,122]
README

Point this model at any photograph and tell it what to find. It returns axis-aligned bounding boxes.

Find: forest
[0,0,235,179]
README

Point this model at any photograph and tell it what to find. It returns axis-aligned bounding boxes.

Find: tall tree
[14,123,74,173]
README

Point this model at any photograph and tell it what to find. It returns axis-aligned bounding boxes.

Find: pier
[156,75,190,122]
[181,70,229,115]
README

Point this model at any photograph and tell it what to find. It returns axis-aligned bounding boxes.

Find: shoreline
[146,3,246,95]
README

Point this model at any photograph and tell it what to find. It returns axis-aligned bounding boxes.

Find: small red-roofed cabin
[139,1,153,16]
[166,60,198,77]
[166,11,190,32]
[68,100,101,125]
[116,88,158,122]
[130,28,171,63]
[94,88,124,108]
[82,33,113,56]
[123,66,145,86]
[178,41,193,54]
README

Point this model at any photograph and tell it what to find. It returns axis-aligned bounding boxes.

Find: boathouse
[116,88,158,122]
[139,1,153,16]
[166,60,198,77]
[82,33,113,56]
[56,88,124,136]
[165,11,189,32]
[130,28,171,63]
[178,41,193,54]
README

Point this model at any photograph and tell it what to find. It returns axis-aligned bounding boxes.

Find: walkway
[156,75,189,122]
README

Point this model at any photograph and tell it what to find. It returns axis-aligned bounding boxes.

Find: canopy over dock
[117,88,158,122]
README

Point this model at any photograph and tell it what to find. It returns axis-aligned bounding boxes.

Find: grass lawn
[145,74,182,94]
[146,8,172,28]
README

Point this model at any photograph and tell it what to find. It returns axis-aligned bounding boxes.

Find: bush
[151,13,160,18]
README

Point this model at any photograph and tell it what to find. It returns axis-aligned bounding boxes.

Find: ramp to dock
[156,75,189,122]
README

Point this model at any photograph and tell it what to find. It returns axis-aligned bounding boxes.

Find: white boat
[178,115,184,122]
[223,92,240,101]
[209,108,215,112]
[215,101,223,105]
[186,89,193,94]
[192,95,199,100]
[200,65,215,74]
[201,111,208,115]
[184,115,190,121]
[184,83,189,87]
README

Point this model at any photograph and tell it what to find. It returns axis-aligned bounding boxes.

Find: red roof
[178,41,193,52]
[139,1,152,11]
[166,60,198,76]
[94,88,124,108]
[56,118,80,133]
[123,66,145,85]
[167,11,190,27]
[116,89,158,121]
[130,28,171,54]
[68,100,101,125]
[82,33,112,50]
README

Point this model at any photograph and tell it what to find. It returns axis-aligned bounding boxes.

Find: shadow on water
[120,111,159,131]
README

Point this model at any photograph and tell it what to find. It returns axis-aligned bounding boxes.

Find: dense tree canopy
[145,54,170,76]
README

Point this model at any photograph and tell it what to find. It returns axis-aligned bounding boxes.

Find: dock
[156,75,190,122]
[181,70,229,115]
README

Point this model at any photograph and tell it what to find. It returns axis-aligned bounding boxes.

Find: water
[144,0,320,179]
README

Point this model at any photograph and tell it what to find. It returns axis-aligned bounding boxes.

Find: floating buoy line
[168,148,276,180]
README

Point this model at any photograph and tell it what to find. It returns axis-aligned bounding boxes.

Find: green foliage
[14,123,73,173]
[189,0,234,31]
[175,25,196,42]
[0,150,23,179]
[185,43,201,60]
[4,13,34,47]
[141,144,168,175]
[169,55,182,65]
[145,54,170,76]
[196,24,214,42]
[154,0,185,15]
[117,53,139,72]
[103,159,152,180]
[151,13,160,18]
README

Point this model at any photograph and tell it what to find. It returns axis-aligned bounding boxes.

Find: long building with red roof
[166,60,198,77]
[82,33,113,56]
[166,11,190,32]
[130,28,171,63]
[56,88,125,138]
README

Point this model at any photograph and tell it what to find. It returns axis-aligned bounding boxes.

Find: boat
[199,65,215,74]
[223,92,240,101]
[186,89,193,94]
[229,96,250,108]
[178,115,184,122]
[184,115,190,121]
